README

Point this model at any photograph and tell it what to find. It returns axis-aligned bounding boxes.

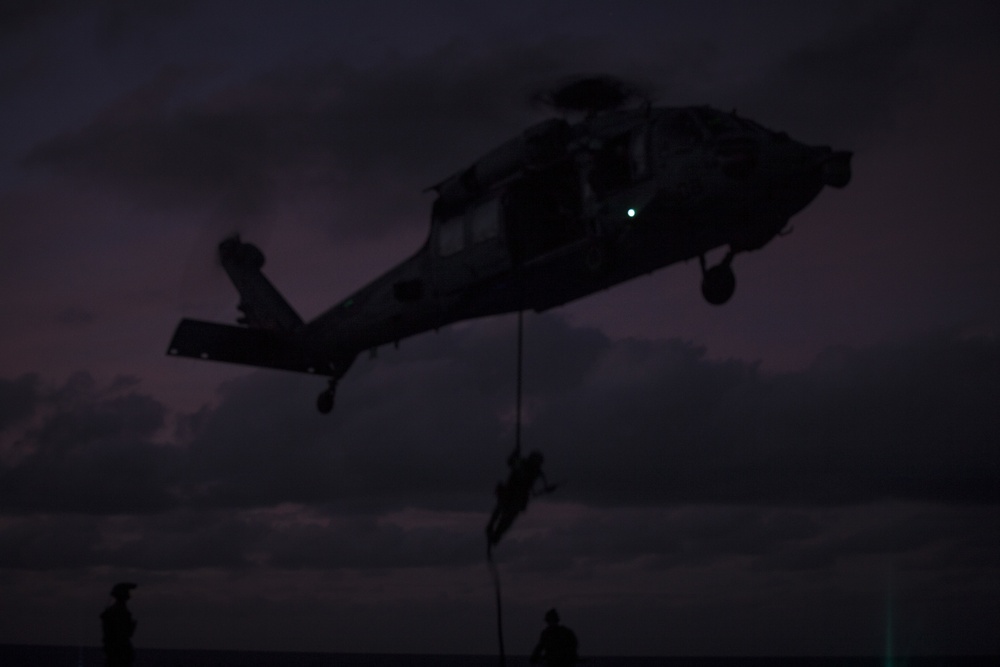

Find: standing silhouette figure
[530,608,578,667]
[100,582,137,667]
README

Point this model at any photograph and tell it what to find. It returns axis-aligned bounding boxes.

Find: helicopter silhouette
[167,76,851,414]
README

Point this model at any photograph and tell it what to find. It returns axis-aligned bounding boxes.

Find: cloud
[0,374,39,432]
[172,318,1000,511]
[0,328,996,653]
[261,508,485,570]
[17,41,597,239]
[0,372,179,514]
[729,2,1000,153]
[0,513,103,569]
[92,1,196,52]
[529,327,1000,507]
[15,28,750,243]
[3,321,997,519]
[0,0,75,38]
[2,496,995,580]
[17,1,997,222]
[732,1,927,148]
[27,503,990,657]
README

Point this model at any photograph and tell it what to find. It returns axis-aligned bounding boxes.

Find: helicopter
[167,77,852,414]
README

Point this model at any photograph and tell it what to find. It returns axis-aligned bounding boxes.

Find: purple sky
[1,0,998,657]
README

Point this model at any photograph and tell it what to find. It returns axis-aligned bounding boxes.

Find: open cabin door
[503,160,585,265]
[431,196,511,296]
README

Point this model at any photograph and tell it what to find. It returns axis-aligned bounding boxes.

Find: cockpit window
[693,107,739,136]
[437,216,464,256]
[469,198,500,244]
[437,197,500,257]
[671,112,702,142]
[655,111,702,157]
[629,127,649,179]
[734,116,778,137]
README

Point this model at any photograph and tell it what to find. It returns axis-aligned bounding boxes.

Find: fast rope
[514,307,524,459]
[489,555,506,667]
[489,308,524,667]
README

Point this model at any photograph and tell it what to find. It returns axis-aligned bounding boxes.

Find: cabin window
[437,216,465,256]
[654,112,701,167]
[693,107,737,136]
[589,133,632,196]
[469,198,500,244]
[630,127,649,179]
[670,112,701,146]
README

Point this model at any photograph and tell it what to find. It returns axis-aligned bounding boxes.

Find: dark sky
[1,0,998,657]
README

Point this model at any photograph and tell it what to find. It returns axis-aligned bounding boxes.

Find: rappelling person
[486,449,556,551]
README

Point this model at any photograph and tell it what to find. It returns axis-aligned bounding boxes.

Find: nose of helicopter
[819,148,853,188]
[734,131,852,192]
[740,138,852,224]
[775,142,853,189]
[716,136,759,179]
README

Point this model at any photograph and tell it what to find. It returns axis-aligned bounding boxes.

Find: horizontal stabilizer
[167,318,334,376]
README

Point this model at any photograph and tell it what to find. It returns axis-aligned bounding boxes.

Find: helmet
[110,582,137,599]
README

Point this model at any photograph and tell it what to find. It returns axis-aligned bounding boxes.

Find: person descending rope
[486,448,556,551]
[486,309,559,667]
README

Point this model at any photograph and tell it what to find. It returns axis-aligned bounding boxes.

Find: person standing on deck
[101,582,137,667]
[530,608,578,667]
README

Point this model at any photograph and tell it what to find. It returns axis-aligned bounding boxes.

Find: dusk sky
[1,0,998,658]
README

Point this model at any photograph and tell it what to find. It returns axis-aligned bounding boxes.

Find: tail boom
[219,236,304,332]
[167,318,344,377]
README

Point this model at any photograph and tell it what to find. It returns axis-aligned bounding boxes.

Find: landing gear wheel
[700,261,736,305]
[316,383,336,415]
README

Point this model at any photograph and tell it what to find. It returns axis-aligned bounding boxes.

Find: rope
[491,308,524,667]
[489,551,506,667]
[514,308,523,459]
